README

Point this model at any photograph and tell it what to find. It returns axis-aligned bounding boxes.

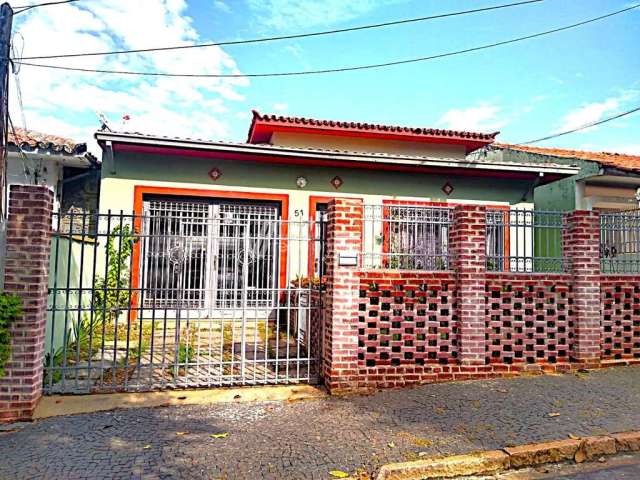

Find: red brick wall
[0,185,53,422]
[322,198,363,392]
[564,211,601,365]
[485,273,574,366]
[601,275,640,361]
[451,205,487,366]
[357,271,458,381]
[322,203,640,392]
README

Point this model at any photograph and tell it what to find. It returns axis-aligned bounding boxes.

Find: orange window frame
[131,186,290,313]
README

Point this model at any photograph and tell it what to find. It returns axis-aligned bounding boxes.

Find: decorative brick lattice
[358,273,459,367]
[485,275,574,365]
[601,277,640,360]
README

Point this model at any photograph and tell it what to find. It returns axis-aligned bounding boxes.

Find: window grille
[362,204,451,270]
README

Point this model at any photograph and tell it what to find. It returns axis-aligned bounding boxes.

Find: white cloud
[11,0,249,155]
[557,91,639,133]
[273,103,288,112]
[247,0,405,30]
[437,102,506,132]
[213,1,232,13]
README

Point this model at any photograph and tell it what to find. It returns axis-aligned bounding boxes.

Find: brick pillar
[564,210,601,365]
[322,198,363,393]
[451,205,487,366]
[0,185,53,423]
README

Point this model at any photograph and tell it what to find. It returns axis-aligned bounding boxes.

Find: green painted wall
[104,151,539,204]
[491,150,600,211]
[494,149,601,264]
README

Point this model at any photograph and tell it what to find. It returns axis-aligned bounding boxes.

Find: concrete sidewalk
[1,366,640,480]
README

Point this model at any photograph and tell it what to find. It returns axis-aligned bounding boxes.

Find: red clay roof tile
[496,143,640,173]
[249,110,498,152]
[8,127,86,155]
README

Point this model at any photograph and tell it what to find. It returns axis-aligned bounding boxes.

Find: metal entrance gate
[44,200,325,394]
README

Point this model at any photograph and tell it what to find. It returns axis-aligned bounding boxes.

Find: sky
[8,0,640,156]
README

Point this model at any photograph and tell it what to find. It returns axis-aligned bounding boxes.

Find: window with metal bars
[141,198,280,310]
[362,204,451,270]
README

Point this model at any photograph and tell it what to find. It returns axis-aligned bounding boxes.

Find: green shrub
[0,293,22,377]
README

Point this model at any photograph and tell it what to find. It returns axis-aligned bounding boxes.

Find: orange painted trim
[131,185,290,313]
[308,195,334,277]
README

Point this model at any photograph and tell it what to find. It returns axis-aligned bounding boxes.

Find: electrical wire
[14,0,82,14]
[14,3,640,78]
[18,0,544,60]
[7,114,39,185]
[10,33,28,131]
[518,104,640,145]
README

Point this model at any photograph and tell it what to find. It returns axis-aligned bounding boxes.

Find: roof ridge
[251,109,499,141]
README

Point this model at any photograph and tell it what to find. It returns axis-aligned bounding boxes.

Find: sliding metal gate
[44,200,325,394]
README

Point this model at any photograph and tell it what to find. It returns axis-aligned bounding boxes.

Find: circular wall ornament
[296,176,308,188]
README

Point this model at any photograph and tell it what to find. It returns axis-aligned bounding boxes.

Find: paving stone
[1,366,640,479]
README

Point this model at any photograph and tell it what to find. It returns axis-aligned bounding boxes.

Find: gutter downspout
[521,172,544,202]
[104,140,116,175]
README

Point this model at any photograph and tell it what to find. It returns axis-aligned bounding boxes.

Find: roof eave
[95,131,578,177]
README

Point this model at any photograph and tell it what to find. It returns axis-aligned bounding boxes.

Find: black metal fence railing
[601,209,640,273]
[485,209,567,273]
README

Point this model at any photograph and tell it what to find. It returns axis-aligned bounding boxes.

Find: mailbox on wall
[338,252,358,267]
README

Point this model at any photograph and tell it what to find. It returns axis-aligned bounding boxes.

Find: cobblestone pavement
[1,366,640,480]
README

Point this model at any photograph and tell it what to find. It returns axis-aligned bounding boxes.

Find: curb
[374,431,640,480]
[33,384,326,419]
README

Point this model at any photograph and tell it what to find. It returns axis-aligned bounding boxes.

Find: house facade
[95,112,578,286]
[34,112,586,395]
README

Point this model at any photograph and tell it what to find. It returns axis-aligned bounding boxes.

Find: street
[1,366,640,479]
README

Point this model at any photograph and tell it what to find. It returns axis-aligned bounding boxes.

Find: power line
[18,0,544,60]
[7,114,40,185]
[518,104,640,145]
[14,0,82,14]
[14,3,640,79]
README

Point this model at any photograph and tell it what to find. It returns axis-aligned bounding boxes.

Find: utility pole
[0,3,13,219]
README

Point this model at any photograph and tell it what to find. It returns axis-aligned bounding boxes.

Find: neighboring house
[1,129,99,283]
[5,128,100,221]
[482,144,640,211]
[94,111,579,292]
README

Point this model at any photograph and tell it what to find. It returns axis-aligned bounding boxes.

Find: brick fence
[1,190,639,420]
[0,185,53,422]
[323,198,640,393]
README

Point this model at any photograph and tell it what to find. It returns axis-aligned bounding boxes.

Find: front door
[141,197,280,315]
